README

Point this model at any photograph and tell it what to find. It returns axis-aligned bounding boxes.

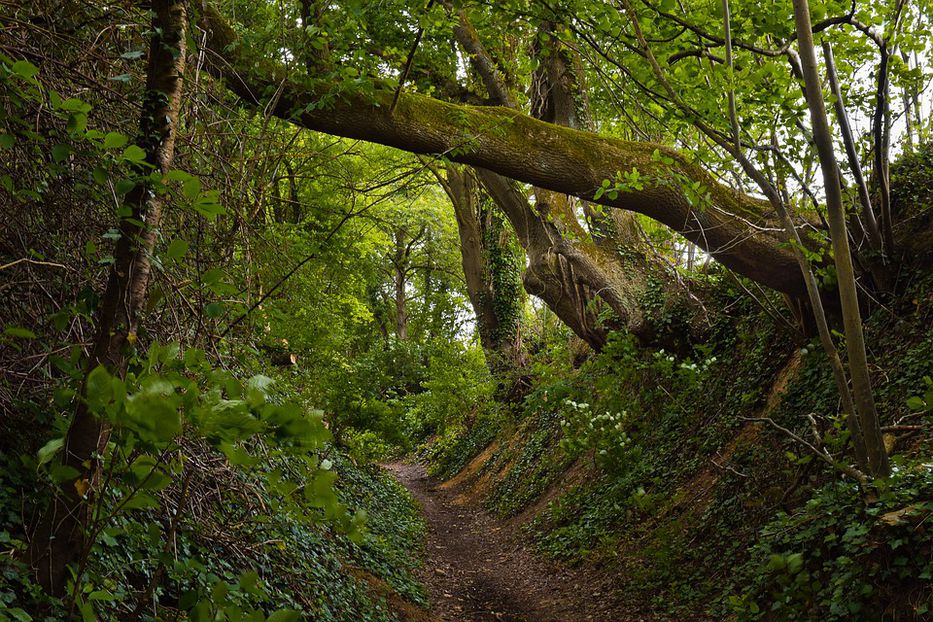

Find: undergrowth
[0,349,427,622]
[423,275,933,620]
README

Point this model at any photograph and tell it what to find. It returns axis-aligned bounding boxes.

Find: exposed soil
[385,461,648,622]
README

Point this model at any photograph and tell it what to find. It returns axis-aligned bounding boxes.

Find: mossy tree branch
[198,5,805,297]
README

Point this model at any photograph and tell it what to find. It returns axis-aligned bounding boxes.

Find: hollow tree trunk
[29,0,187,594]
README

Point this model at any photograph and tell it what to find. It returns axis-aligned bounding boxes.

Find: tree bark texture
[29,0,188,594]
[443,164,527,370]
[792,0,889,478]
[456,14,700,349]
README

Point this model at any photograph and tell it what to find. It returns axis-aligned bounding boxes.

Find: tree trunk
[442,164,528,371]
[793,0,890,478]
[821,42,884,257]
[527,20,701,348]
[392,227,410,341]
[451,14,699,350]
[29,0,188,594]
[394,270,409,340]
[477,169,611,349]
[871,43,895,252]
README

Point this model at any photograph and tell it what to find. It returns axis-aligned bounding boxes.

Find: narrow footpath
[385,462,642,622]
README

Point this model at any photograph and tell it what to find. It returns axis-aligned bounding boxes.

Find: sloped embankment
[422,290,933,620]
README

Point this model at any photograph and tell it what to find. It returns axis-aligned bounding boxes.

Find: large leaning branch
[198,6,805,296]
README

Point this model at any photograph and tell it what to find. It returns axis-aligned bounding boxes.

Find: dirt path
[384,462,642,622]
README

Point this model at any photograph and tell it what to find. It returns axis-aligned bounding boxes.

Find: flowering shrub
[558,400,636,471]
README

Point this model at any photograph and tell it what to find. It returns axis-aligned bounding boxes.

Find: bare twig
[742,416,868,486]
[389,0,435,116]
[0,258,69,272]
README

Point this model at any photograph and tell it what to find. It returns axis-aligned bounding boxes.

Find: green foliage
[730,468,933,621]
[891,141,933,219]
[0,53,223,225]
[419,413,503,480]
[5,342,370,617]
[406,340,495,437]
[422,272,932,620]
[0,18,472,619]
[593,167,646,201]
[906,376,933,414]
[343,429,399,464]
[890,141,933,262]
[0,334,434,621]
[2,3,931,622]
[558,400,636,471]
[332,457,427,606]
[485,412,570,516]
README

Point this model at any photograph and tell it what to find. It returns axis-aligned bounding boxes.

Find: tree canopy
[0,0,931,619]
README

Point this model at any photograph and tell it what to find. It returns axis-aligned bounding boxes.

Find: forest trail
[385,462,643,622]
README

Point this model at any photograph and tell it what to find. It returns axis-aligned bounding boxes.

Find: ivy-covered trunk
[443,164,528,381]
[29,0,188,595]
